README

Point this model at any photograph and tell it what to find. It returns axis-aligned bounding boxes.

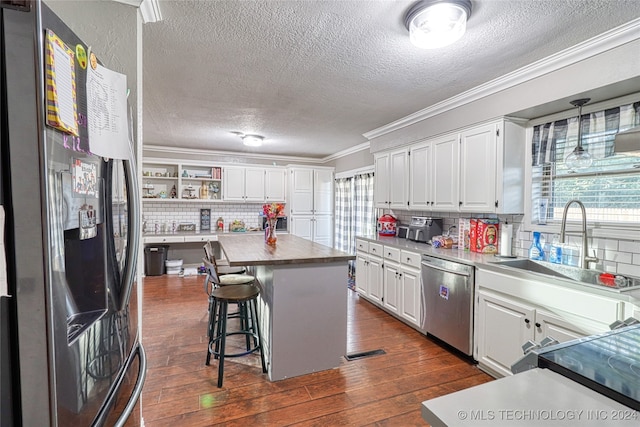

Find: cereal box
[469,218,477,253]
[458,218,471,251]
[476,219,500,254]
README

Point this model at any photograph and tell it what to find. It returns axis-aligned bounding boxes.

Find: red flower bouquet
[262,203,284,246]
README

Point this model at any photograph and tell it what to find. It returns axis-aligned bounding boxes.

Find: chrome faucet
[559,200,599,269]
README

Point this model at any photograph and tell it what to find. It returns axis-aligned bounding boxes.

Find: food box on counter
[469,219,477,253]
[475,219,499,254]
[458,218,471,251]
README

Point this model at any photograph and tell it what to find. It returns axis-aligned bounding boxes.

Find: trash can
[144,245,169,276]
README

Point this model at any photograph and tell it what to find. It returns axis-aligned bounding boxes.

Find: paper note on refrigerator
[86,60,130,159]
[44,29,79,136]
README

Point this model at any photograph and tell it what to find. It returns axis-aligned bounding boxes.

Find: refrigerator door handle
[114,343,147,427]
[119,138,141,312]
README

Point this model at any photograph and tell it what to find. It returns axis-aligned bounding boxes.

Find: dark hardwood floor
[129,274,492,426]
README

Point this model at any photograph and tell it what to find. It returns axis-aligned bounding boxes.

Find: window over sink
[526,93,640,231]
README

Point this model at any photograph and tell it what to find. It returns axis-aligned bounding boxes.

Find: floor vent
[344,349,386,361]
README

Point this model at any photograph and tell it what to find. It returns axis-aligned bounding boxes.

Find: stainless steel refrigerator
[0,1,145,425]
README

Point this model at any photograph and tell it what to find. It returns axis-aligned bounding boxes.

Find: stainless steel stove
[537,324,640,410]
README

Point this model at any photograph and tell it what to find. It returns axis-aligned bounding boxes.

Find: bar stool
[203,240,246,275]
[203,263,267,387]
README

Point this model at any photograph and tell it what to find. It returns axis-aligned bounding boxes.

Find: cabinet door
[223,166,246,201]
[432,133,459,211]
[355,253,368,296]
[374,153,389,208]
[400,266,421,327]
[476,291,535,377]
[409,142,432,210]
[389,149,409,209]
[244,167,266,201]
[535,310,586,344]
[383,261,400,315]
[265,168,286,202]
[290,169,314,214]
[460,123,497,212]
[314,169,333,215]
[367,256,383,305]
[290,215,313,240]
[313,215,333,247]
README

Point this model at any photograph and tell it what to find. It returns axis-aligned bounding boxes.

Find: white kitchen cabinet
[431,133,460,211]
[265,168,286,202]
[399,263,421,326]
[374,149,408,209]
[476,289,596,378]
[383,260,401,315]
[288,166,334,245]
[223,166,265,202]
[459,119,526,214]
[356,240,383,306]
[409,141,432,210]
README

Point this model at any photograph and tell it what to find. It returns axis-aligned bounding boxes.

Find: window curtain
[532,102,640,166]
[334,177,353,253]
[353,173,375,247]
[334,172,375,254]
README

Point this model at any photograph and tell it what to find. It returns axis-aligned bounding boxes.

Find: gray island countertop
[217,233,355,267]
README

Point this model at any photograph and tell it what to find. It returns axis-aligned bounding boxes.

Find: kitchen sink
[490,258,640,292]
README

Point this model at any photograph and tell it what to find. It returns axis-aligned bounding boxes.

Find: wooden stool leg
[217,301,228,388]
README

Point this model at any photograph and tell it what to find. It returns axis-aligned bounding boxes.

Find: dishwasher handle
[421,258,472,277]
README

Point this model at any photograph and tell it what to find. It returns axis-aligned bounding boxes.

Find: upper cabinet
[223,166,265,202]
[374,148,408,209]
[265,168,287,202]
[141,160,287,204]
[459,119,525,214]
[289,167,333,215]
[379,117,525,215]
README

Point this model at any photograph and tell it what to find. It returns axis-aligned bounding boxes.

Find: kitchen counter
[217,233,354,266]
[216,234,354,381]
[422,368,637,426]
[357,234,640,304]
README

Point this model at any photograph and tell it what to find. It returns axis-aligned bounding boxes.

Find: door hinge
[495,200,499,208]
[496,129,500,137]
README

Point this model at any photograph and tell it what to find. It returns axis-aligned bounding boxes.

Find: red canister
[377,214,397,236]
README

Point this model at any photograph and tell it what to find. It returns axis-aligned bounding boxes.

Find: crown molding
[322,141,370,162]
[363,17,640,141]
[143,144,328,164]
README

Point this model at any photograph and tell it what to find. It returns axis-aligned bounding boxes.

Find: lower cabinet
[355,250,383,305]
[290,214,333,247]
[476,290,591,378]
[356,242,423,330]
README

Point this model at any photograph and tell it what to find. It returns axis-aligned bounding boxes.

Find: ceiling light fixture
[242,134,264,147]
[404,0,472,49]
[565,98,593,171]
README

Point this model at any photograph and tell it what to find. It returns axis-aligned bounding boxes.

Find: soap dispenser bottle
[529,231,545,261]
[549,235,563,264]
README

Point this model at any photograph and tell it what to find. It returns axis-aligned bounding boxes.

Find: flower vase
[266,219,277,246]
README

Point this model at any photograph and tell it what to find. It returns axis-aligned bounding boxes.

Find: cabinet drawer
[383,246,400,262]
[355,239,368,252]
[368,242,383,256]
[143,235,184,244]
[184,234,218,243]
[400,250,421,269]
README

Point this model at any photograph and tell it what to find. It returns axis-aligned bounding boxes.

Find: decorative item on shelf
[182,170,188,177]
[199,181,208,199]
[209,182,219,199]
[262,202,284,246]
[170,184,177,198]
[183,184,197,199]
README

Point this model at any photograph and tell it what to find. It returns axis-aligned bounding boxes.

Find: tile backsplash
[143,202,266,233]
[386,209,640,277]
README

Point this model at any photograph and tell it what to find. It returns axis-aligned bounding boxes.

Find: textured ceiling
[142,0,640,158]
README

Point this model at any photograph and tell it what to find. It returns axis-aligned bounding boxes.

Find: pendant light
[404,0,472,49]
[565,98,592,171]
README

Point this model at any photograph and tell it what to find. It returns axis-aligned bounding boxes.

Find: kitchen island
[216,233,355,381]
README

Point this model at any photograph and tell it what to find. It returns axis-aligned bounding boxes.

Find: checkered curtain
[334,177,353,253]
[353,172,375,250]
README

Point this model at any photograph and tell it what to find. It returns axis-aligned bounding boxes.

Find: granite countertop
[217,234,355,266]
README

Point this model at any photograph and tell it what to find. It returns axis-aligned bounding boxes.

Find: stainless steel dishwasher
[421,255,475,356]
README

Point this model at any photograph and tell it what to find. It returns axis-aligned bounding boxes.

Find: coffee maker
[407,217,442,243]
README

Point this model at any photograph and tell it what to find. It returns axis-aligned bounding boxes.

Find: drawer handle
[524,318,530,324]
